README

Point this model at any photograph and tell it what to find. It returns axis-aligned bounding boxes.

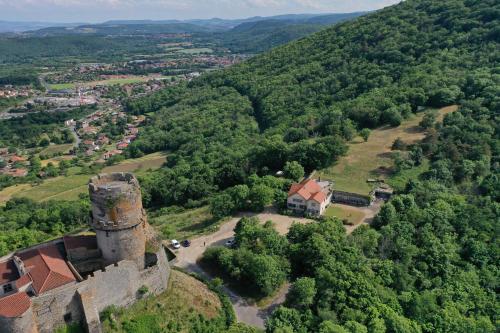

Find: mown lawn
[325,204,366,225]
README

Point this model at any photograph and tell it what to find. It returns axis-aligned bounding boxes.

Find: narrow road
[174,210,312,328]
[69,125,81,147]
[173,203,383,328]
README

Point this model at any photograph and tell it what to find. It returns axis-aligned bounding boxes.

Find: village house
[287,179,333,216]
[102,149,123,160]
[117,142,129,150]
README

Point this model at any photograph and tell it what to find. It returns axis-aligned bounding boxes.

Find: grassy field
[40,144,74,156]
[325,204,366,225]
[102,270,223,333]
[177,48,213,54]
[0,152,167,204]
[102,152,167,175]
[150,206,218,241]
[317,105,458,195]
[49,76,170,90]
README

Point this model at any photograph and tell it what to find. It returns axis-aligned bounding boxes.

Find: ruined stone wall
[332,190,373,207]
[30,248,170,333]
[31,282,83,333]
[0,307,38,333]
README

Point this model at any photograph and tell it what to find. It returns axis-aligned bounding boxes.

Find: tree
[286,277,316,309]
[360,129,371,142]
[249,184,275,211]
[419,111,437,129]
[283,161,305,182]
[210,193,236,220]
[391,137,406,151]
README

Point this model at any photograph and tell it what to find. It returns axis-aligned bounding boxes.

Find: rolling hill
[123,1,498,331]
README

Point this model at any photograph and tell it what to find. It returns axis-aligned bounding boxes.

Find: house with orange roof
[287,179,332,216]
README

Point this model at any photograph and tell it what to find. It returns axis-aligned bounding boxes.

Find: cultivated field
[0,152,167,204]
[49,75,170,90]
[317,105,458,194]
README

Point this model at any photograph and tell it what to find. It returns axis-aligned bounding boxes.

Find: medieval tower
[88,173,147,269]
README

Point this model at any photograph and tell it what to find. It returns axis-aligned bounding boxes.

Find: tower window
[64,313,72,323]
[106,231,110,237]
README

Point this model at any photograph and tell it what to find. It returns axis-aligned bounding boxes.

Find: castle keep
[0,173,171,333]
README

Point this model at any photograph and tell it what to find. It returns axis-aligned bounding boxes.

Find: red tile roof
[0,259,19,285]
[288,179,328,203]
[0,292,31,318]
[19,245,76,294]
[15,274,31,289]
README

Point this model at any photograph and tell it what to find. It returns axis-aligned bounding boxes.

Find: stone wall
[332,190,373,207]
[0,307,38,333]
[95,224,146,269]
[30,247,170,333]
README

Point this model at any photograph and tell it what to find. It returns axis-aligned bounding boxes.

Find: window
[288,203,296,208]
[64,313,72,323]
[3,284,13,293]
[292,198,303,203]
[106,231,110,237]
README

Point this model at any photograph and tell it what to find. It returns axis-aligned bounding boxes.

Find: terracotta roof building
[287,179,332,216]
[19,245,76,295]
[0,292,32,318]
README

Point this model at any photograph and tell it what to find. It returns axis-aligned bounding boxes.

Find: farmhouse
[287,179,333,216]
[0,173,171,333]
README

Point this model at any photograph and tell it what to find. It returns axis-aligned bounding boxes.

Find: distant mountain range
[0,21,84,33]
[1,13,367,35]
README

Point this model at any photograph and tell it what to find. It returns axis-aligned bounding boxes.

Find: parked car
[181,240,191,247]
[171,239,180,249]
[225,238,235,248]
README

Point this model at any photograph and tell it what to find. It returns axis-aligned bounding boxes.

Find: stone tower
[89,173,147,269]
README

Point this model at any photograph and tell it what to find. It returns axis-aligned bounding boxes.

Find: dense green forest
[0,107,91,147]
[126,0,499,208]
[124,0,499,331]
[218,11,365,53]
[203,87,499,332]
[0,198,89,256]
[0,35,164,64]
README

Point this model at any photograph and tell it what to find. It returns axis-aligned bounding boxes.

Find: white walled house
[287,179,332,216]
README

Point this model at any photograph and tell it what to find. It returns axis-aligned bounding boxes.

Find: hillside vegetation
[123,0,499,332]
[126,0,499,208]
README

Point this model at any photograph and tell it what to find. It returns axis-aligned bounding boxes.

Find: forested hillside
[124,1,499,330]
[126,0,499,208]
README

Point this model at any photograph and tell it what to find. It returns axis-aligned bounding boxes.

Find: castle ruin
[0,173,172,333]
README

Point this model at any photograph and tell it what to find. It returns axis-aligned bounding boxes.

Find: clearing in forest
[317,105,458,195]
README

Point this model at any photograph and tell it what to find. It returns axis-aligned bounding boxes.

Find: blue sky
[0,0,401,23]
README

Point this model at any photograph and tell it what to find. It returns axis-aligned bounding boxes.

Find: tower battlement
[89,173,146,231]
